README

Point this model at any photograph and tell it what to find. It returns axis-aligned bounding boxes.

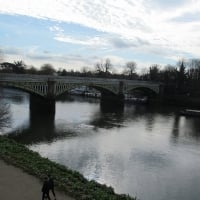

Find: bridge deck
[0,73,161,97]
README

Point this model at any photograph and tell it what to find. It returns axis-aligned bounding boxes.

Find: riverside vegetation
[0,136,136,200]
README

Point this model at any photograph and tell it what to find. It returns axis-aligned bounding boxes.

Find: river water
[1,88,200,200]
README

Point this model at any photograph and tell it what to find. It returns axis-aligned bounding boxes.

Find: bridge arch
[0,82,48,98]
[125,86,159,96]
[0,73,162,113]
[55,82,119,97]
[88,85,118,96]
[0,83,47,98]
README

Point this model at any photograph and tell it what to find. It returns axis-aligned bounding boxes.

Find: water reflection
[90,103,124,129]
[3,89,200,200]
[170,115,200,144]
[8,110,56,144]
[171,115,180,143]
[184,117,200,139]
[0,88,28,104]
[8,99,127,144]
[0,100,11,132]
[57,93,100,104]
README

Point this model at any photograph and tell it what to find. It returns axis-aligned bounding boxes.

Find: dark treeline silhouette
[1,58,200,98]
[135,59,200,98]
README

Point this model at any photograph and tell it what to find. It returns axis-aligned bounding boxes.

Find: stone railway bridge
[0,73,162,113]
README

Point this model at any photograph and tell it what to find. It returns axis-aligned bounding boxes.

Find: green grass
[0,136,137,200]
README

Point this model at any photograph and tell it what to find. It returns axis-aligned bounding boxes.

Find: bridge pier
[101,93,125,108]
[29,95,55,115]
[100,81,125,108]
[29,79,57,115]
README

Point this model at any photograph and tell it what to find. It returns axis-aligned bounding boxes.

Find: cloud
[170,12,200,23]
[54,35,108,48]
[50,24,150,50]
[49,26,64,33]
[2,46,23,55]
[1,0,200,67]
[110,37,150,48]
[0,0,171,39]
[146,0,188,10]
[26,50,90,64]
[1,45,104,69]
[53,33,150,50]
[2,44,131,73]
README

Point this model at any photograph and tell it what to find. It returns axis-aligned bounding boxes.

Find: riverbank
[162,95,200,108]
[0,159,74,200]
[0,136,136,200]
[147,95,200,109]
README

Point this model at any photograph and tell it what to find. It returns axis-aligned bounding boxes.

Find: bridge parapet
[0,73,161,98]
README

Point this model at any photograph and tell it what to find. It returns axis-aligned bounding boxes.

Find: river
[1,88,200,200]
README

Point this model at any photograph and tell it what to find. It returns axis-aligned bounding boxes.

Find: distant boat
[84,92,101,98]
[125,96,148,104]
[180,109,200,117]
[69,87,101,98]
[69,88,85,95]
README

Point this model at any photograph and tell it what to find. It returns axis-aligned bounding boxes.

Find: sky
[0,0,200,73]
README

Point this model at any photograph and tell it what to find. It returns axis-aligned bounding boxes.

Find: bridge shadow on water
[8,100,126,144]
[57,94,126,129]
[8,110,57,144]
[89,101,125,129]
[8,95,200,146]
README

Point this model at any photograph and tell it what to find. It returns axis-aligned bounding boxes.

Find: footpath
[0,159,74,200]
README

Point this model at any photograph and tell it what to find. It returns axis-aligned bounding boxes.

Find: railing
[0,73,160,86]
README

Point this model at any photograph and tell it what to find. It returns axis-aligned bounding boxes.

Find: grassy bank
[0,136,136,200]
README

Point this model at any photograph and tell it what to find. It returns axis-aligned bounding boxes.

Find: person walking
[42,176,51,200]
[48,174,56,200]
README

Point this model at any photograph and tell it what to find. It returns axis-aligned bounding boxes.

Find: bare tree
[176,59,187,92]
[95,58,112,75]
[81,66,90,73]
[162,64,177,82]
[123,61,137,78]
[104,58,112,73]
[39,64,56,75]
[0,101,10,131]
[13,60,27,73]
[26,65,38,74]
[187,59,200,80]
[149,64,160,81]
[95,61,104,74]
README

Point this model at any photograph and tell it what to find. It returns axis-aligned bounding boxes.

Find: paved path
[0,159,75,200]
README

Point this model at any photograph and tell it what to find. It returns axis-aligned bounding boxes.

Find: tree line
[1,57,200,97]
